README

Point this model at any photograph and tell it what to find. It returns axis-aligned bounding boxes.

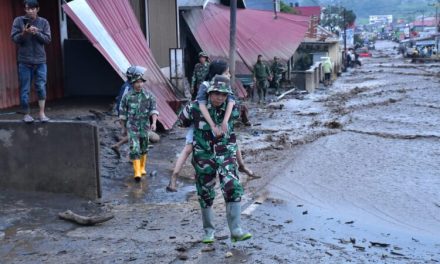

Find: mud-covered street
[1,41,440,263]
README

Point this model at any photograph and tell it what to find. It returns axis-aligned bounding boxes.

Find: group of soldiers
[252,54,287,103]
[112,51,290,245]
[191,53,287,104]
[116,56,252,244]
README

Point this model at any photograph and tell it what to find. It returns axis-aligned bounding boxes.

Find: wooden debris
[353,245,366,251]
[390,250,405,256]
[370,241,390,248]
[58,210,114,226]
[201,246,215,252]
[276,88,296,101]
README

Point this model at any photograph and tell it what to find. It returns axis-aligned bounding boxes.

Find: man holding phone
[11,0,51,123]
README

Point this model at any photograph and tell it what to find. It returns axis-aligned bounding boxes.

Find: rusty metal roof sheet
[295,6,321,18]
[183,3,310,73]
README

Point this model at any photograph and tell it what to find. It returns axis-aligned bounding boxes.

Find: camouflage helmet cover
[207,75,232,94]
[126,66,147,83]
[198,51,209,58]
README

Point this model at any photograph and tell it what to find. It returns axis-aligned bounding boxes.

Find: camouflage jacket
[253,62,271,80]
[191,62,210,88]
[271,62,286,77]
[178,101,240,157]
[119,89,159,137]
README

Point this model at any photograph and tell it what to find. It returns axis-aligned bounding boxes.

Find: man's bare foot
[111,145,121,158]
[166,184,177,192]
[166,176,178,192]
[239,165,260,179]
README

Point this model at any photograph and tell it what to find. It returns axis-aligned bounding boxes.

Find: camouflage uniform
[119,89,159,160]
[271,60,286,95]
[191,62,210,100]
[253,62,271,102]
[178,101,243,208]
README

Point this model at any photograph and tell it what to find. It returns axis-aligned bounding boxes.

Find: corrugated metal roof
[0,6,20,109]
[295,6,321,18]
[63,0,178,130]
[183,3,310,71]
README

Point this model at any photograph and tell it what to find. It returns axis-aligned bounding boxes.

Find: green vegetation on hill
[299,0,435,23]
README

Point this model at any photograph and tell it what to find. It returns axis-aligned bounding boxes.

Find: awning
[63,0,178,130]
[183,3,310,74]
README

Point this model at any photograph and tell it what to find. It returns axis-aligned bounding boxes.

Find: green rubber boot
[201,207,215,243]
[226,202,252,242]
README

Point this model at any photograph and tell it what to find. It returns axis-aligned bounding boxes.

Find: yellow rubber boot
[132,159,142,182]
[140,154,147,176]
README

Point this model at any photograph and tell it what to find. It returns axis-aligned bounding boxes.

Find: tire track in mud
[342,129,440,140]
[237,43,440,263]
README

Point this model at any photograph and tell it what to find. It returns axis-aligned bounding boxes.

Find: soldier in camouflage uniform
[191,51,210,100]
[178,75,252,244]
[270,56,286,96]
[252,54,272,104]
[119,66,159,182]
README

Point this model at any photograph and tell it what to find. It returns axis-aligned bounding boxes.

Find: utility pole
[343,7,347,72]
[229,0,237,88]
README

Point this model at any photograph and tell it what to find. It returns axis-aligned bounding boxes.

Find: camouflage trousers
[273,75,282,94]
[192,146,243,208]
[128,133,149,160]
[256,79,268,102]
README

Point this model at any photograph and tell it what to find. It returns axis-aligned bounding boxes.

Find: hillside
[297,0,435,23]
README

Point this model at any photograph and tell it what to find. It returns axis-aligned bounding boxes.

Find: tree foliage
[280,1,297,14]
[321,6,357,33]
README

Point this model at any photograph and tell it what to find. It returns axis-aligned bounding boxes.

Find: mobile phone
[23,17,29,27]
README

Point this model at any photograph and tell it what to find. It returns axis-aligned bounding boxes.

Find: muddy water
[264,41,440,260]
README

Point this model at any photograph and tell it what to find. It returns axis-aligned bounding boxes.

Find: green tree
[321,6,357,33]
[280,1,297,14]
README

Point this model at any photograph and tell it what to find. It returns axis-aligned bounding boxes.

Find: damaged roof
[183,3,310,72]
[63,0,178,130]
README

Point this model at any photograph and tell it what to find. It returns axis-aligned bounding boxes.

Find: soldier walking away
[253,55,272,104]
[270,56,286,96]
[191,51,210,100]
[11,0,51,123]
[119,66,159,182]
[175,77,252,244]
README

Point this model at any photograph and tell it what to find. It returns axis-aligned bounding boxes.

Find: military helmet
[207,75,232,94]
[198,51,209,58]
[126,66,147,83]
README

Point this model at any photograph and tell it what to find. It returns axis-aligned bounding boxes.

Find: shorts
[325,73,331,80]
[185,126,194,144]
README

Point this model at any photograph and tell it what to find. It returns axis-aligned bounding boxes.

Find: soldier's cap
[198,51,209,58]
[126,66,147,83]
[207,75,232,94]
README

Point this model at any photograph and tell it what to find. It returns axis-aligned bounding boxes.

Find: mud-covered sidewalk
[1,41,440,263]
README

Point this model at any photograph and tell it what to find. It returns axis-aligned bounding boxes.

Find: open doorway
[63,3,122,97]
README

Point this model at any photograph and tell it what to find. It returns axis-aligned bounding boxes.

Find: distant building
[369,15,393,25]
